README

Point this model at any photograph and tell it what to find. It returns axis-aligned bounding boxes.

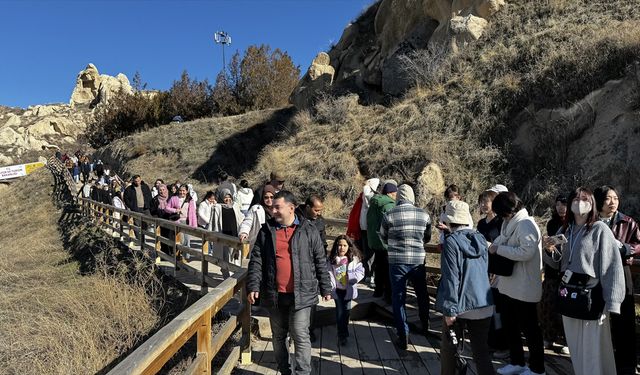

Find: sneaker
[493,350,510,359]
[521,369,545,375]
[497,364,528,375]
[559,346,569,355]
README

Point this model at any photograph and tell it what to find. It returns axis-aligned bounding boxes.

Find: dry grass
[91,0,640,221]
[0,170,158,375]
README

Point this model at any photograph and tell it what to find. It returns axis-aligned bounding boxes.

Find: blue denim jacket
[435,229,494,317]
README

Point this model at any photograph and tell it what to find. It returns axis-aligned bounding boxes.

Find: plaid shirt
[380,202,432,265]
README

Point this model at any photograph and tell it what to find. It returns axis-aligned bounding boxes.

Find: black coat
[247,216,332,310]
[123,182,152,212]
[296,205,327,250]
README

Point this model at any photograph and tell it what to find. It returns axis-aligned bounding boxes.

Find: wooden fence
[46,156,640,375]
[47,156,252,375]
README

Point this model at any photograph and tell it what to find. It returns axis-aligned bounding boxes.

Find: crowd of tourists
[71,155,638,375]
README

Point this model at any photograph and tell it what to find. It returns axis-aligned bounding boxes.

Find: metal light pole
[214,31,232,72]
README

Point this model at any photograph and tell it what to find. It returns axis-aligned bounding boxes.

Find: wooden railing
[47,156,252,374]
[46,156,640,374]
[76,198,252,375]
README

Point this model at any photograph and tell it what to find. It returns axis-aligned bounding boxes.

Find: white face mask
[571,200,592,216]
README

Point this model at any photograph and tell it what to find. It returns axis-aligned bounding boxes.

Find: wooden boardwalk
[236,285,575,375]
[100,224,575,375]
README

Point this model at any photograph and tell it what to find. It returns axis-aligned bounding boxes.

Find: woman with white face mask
[542,187,625,375]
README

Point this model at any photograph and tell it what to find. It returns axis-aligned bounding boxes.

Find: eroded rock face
[290,0,506,107]
[0,103,92,165]
[513,63,640,212]
[70,63,132,108]
[0,63,135,165]
[290,53,336,109]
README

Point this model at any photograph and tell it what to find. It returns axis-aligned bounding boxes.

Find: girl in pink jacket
[327,235,365,346]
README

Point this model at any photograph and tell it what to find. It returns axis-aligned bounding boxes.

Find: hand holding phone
[549,234,568,246]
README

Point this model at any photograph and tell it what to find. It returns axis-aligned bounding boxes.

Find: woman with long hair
[327,235,364,346]
[593,185,638,375]
[542,187,625,375]
[238,184,276,247]
[539,195,569,354]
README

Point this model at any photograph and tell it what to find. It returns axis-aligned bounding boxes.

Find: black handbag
[449,323,468,375]
[165,200,187,221]
[488,252,514,276]
[556,272,605,320]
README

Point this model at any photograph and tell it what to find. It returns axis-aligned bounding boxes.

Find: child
[327,235,365,346]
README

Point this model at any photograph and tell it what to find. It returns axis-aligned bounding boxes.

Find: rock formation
[290,52,335,108]
[512,63,640,211]
[70,63,132,108]
[291,0,505,107]
[1,64,132,165]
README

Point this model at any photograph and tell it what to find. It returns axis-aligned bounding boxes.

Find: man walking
[123,175,152,229]
[296,194,328,343]
[380,184,432,349]
[367,181,397,303]
[247,191,332,375]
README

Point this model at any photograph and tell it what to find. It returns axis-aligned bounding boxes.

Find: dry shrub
[0,170,158,375]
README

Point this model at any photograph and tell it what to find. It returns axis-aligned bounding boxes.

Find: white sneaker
[521,369,545,375]
[497,364,528,375]
[559,346,570,355]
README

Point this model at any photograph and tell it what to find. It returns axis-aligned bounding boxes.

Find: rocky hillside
[0,64,132,165]
[97,0,640,219]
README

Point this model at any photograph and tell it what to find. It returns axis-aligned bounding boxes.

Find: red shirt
[275,225,296,293]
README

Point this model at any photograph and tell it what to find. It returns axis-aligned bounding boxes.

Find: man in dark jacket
[295,194,327,343]
[247,191,332,375]
[123,175,152,213]
[123,175,152,229]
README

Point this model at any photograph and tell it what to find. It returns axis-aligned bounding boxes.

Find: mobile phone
[549,234,568,245]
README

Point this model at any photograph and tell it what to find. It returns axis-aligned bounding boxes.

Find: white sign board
[0,161,46,180]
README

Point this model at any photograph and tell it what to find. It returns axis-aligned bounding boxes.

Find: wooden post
[196,309,213,375]
[240,281,252,365]
[128,216,135,249]
[201,236,209,295]
[154,222,161,265]
[174,226,180,276]
[115,209,122,240]
[139,215,146,255]
[241,243,251,259]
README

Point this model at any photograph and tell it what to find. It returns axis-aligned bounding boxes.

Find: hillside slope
[96,0,640,218]
[0,170,157,374]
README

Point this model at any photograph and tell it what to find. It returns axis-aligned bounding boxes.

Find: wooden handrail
[108,270,248,375]
[44,158,254,375]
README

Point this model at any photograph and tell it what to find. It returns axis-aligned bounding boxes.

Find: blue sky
[0,0,375,108]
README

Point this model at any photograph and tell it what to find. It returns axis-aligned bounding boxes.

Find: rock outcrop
[0,63,133,165]
[513,63,640,211]
[70,63,132,108]
[0,104,93,164]
[291,0,505,107]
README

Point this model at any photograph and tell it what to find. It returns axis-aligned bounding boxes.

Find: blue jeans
[334,288,351,339]
[389,263,430,337]
[268,293,312,375]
